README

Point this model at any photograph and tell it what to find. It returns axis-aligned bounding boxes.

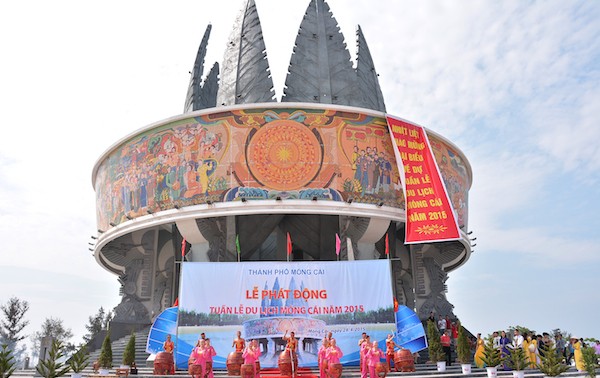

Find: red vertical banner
[386,116,460,243]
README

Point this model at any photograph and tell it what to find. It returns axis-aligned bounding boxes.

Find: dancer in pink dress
[366,341,385,378]
[203,339,217,378]
[242,340,260,378]
[190,340,207,378]
[360,335,371,378]
[318,339,330,378]
[326,339,344,378]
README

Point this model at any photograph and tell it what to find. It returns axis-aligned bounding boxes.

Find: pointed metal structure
[282,0,358,105]
[355,25,386,112]
[184,25,217,112]
[216,0,275,107]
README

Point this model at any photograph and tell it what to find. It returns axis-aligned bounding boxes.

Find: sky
[0,0,599,356]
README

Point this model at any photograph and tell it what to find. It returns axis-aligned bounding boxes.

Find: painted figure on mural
[184,162,202,198]
[198,159,216,196]
[351,145,359,171]
[378,152,392,194]
[370,148,380,194]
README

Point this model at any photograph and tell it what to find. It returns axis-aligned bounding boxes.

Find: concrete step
[12,364,593,378]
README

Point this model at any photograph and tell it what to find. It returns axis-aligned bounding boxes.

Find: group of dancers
[317,332,344,378]
[189,333,218,378]
[172,330,401,378]
[357,333,399,378]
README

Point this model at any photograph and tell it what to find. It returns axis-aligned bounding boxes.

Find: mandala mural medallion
[247,119,322,190]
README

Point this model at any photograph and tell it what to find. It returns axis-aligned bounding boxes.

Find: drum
[205,361,213,377]
[375,362,389,378]
[189,364,203,378]
[394,349,415,372]
[278,351,298,376]
[226,352,244,376]
[328,363,343,378]
[241,363,255,378]
[153,351,174,375]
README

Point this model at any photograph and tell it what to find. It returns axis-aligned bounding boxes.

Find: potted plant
[455,325,472,374]
[36,340,71,378]
[480,336,504,378]
[0,344,16,378]
[507,347,528,378]
[121,332,136,369]
[426,320,445,371]
[69,347,89,378]
[537,342,569,377]
[97,332,113,375]
[581,346,599,378]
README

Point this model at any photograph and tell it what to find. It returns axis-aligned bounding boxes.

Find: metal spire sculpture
[355,25,386,112]
[216,0,276,106]
[184,25,219,112]
[183,0,386,112]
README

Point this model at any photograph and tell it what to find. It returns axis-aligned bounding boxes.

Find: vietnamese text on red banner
[386,116,460,243]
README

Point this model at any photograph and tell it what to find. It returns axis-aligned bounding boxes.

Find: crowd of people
[162,324,599,377]
[425,314,600,373]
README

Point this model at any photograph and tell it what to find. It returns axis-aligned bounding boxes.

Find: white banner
[176,260,396,368]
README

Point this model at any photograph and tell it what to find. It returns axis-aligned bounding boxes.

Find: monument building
[91,0,473,342]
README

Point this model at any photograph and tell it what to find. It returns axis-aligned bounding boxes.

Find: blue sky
[0,0,598,355]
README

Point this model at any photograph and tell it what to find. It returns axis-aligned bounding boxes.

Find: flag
[236,234,241,255]
[335,233,341,256]
[393,297,399,312]
[385,233,389,255]
[181,238,186,258]
[286,232,292,256]
[173,298,179,307]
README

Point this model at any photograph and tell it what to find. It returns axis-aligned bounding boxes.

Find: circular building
[91,0,472,339]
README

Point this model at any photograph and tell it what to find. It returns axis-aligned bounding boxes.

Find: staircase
[88,327,151,368]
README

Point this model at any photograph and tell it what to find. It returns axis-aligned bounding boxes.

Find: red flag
[335,233,341,256]
[385,233,389,255]
[173,298,179,307]
[181,238,186,258]
[393,297,399,312]
[286,232,292,256]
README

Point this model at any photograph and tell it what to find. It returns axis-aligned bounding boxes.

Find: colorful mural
[94,107,469,230]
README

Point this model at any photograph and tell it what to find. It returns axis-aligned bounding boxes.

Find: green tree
[455,324,471,364]
[426,320,444,363]
[0,297,29,363]
[507,325,536,338]
[31,318,74,359]
[537,342,569,377]
[0,345,16,378]
[122,332,136,366]
[36,340,70,378]
[83,307,111,344]
[480,335,503,368]
[581,346,599,378]
[68,347,89,374]
[97,333,113,369]
[0,297,29,348]
[507,346,529,371]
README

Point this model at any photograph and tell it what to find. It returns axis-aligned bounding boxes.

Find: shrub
[98,333,113,369]
[122,333,136,366]
[426,320,444,363]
